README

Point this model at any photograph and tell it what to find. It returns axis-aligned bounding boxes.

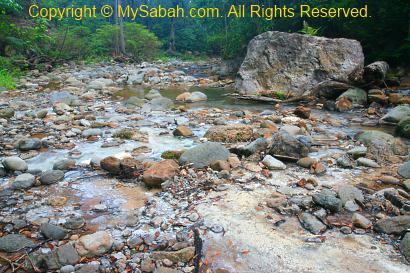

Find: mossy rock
[161,150,184,160]
[396,117,410,139]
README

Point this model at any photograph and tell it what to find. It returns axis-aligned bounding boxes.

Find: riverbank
[0,60,409,273]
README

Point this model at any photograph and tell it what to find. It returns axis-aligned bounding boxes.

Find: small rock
[294,106,311,119]
[337,185,364,205]
[297,157,317,168]
[150,247,195,263]
[75,231,113,257]
[100,156,121,174]
[53,159,76,170]
[262,155,286,170]
[143,160,179,187]
[40,223,68,240]
[352,213,372,229]
[357,157,380,168]
[298,212,326,235]
[210,160,231,171]
[173,126,193,137]
[17,138,42,151]
[312,189,342,212]
[347,146,367,159]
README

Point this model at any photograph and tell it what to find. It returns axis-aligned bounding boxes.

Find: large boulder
[235,31,364,96]
[179,142,230,168]
[204,124,254,143]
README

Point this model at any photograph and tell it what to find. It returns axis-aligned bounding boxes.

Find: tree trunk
[118,0,126,54]
[114,0,120,56]
[168,18,176,53]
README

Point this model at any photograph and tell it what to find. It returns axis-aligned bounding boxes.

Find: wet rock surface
[0,59,409,273]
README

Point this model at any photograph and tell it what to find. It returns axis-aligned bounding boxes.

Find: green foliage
[0,0,22,14]
[0,69,16,90]
[300,21,321,36]
[265,91,286,100]
[92,23,161,61]
[161,150,183,160]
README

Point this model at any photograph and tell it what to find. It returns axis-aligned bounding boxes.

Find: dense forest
[0,0,409,89]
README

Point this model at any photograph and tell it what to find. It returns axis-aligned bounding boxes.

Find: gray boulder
[269,131,309,160]
[337,88,367,105]
[145,97,174,111]
[186,91,207,102]
[312,189,342,212]
[17,138,42,151]
[298,212,326,235]
[235,31,364,96]
[0,234,35,252]
[12,173,35,189]
[179,142,230,168]
[398,161,410,178]
[381,106,410,123]
[374,216,410,234]
[40,170,65,185]
[2,156,28,172]
[40,223,68,240]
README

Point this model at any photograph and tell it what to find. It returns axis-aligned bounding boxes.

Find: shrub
[0,69,16,90]
[91,23,162,61]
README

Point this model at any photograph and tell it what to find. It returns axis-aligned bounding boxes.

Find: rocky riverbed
[0,59,410,273]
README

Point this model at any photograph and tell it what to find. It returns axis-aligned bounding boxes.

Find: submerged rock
[235,31,364,96]
[176,91,207,102]
[179,142,230,168]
